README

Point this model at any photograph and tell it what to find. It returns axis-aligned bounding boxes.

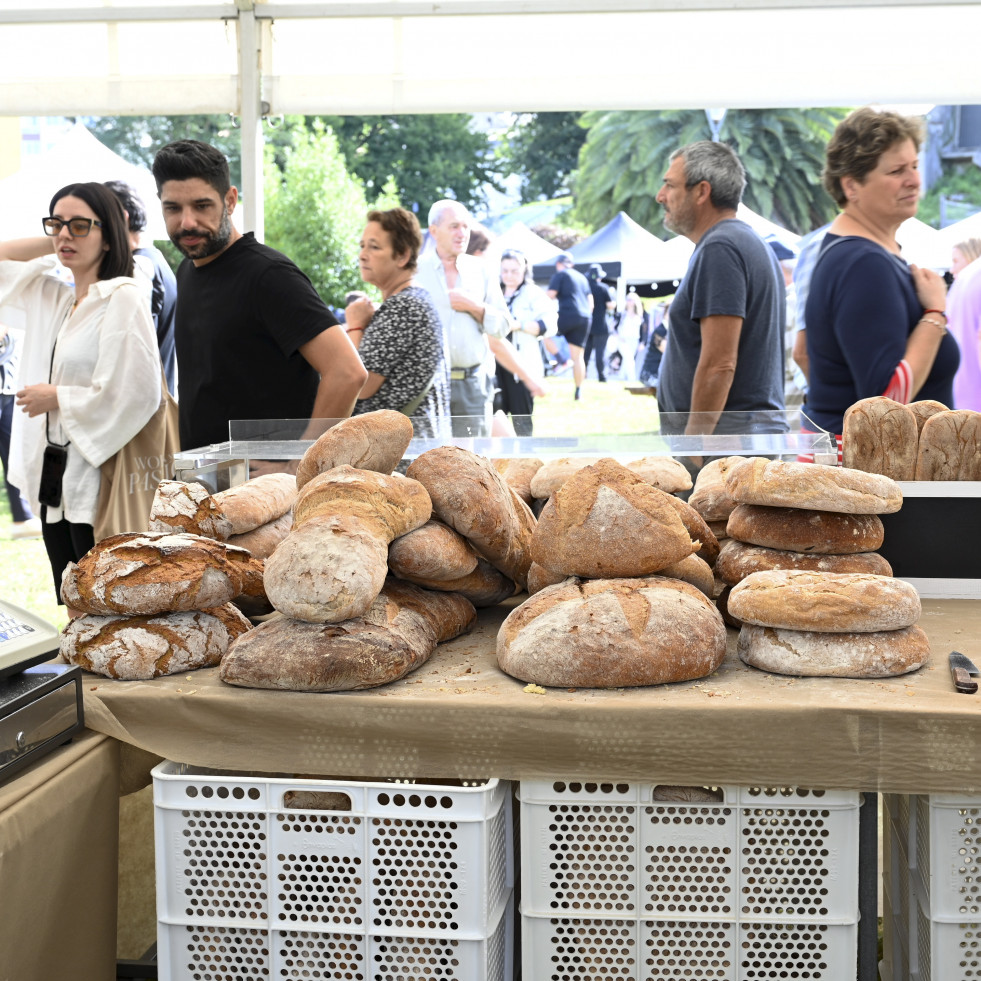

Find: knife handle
[952,667,979,694]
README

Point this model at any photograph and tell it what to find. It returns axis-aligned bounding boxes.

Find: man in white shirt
[414,199,516,435]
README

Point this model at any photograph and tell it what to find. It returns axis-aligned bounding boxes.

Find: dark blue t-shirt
[548,268,592,326]
[803,234,960,434]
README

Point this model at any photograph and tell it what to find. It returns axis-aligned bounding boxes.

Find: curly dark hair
[822,107,924,208]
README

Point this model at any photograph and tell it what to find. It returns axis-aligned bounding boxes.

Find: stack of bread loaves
[842,395,981,480]
[727,569,929,678]
[221,412,507,692]
[496,457,727,689]
[59,532,256,679]
[711,458,900,626]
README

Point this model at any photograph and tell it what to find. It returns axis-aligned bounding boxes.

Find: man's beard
[663,195,696,237]
[172,207,233,259]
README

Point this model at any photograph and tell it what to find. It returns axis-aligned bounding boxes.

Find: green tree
[319,114,502,217]
[573,108,847,237]
[262,121,369,309]
[84,114,245,182]
[501,112,588,203]
[917,164,981,228]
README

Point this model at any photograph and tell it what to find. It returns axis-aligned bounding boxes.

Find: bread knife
[949,651,979,694]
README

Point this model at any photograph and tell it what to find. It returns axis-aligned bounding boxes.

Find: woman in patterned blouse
[345,208,450,438]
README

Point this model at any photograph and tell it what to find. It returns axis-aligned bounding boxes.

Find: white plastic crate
[153,761,513,981]
[882,792,981,980]
[519,780,860,981]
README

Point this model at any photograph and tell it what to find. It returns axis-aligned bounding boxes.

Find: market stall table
[80,599,981,792]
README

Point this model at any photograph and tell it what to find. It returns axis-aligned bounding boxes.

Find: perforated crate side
[519,781,859,923]
[918,796,981,921]
[153,762,513,939]
[158,897,514,981]
[521,914,857,980]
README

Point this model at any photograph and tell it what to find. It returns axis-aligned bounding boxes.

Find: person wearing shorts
[546,252,592,400]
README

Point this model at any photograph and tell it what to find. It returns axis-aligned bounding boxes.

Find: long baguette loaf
[61,604,251,680]
[60,532,256,616]
[391,555,516,607]
[212,473,298,536]
[738,622,930,678]
[264,467,432,623]
[530,458,697,578]
[726,504,884,555]
[727,569,921,632]
[406,445,536,589]
[387,520,479,582]
[715,539,892,586]
[725,458,903,514]
[220,579,476,692]
[226,511,294,559]
[497,576,727,688]
[295,409,414,488]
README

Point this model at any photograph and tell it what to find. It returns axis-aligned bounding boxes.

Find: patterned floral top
[354,285,450,438]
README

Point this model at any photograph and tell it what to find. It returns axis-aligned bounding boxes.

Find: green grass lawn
[0,375,655,629]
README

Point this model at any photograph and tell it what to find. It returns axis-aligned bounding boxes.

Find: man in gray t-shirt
[655,141,785,444]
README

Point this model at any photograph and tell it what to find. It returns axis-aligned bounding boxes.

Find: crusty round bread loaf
[726,504,884,555]
[148,480,233,540]
[497,576,727,688]
[406,445,536,589]
[61,604,251,680]
[528,457,603,499]
[656,553,715,598]
[492,458,544,505]
[738,622,930,678]
[60,532,255,616]
[212,473,298,537]
[295,410,414,488]
[914,409,981,480]
[388,520,479,582]
[624,456,693,493]
[391,555,516,607]
[226,511,293,559]
[528,455,693,499]
[687,456,745,522]
[714,538,892,586]
[220,579,476,692]
[530,459,697,578]
[725,458,903,514]
[907,399,948,435]
[658,489,720,565]
[842,397,917,480]
[263,514,391,623]
[526,561,569,596]
[727,569,921,632]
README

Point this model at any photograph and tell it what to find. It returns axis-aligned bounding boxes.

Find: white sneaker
[10,517,42,540]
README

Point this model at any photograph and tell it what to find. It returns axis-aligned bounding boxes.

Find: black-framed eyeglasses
[42,217,103,238]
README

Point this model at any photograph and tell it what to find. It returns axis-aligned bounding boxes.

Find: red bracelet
[345,324,364,333]
[923,308,946,318]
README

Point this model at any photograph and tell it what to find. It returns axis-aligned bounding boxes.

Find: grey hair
[670,141,746,212]
[428,198,469,228]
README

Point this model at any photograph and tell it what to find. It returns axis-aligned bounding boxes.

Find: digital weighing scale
[0,599,83,784]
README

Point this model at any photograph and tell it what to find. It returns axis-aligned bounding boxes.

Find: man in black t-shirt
[151,141,367,458]
[546,252,593,400]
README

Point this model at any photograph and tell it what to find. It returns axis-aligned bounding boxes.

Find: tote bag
[93,370,179,541]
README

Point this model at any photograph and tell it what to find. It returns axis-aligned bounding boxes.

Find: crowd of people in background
[3,104,981,606]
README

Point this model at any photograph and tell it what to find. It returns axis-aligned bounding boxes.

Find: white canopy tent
[2,0,979,237]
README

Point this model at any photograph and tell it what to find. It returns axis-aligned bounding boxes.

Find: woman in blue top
[803,107,959,448]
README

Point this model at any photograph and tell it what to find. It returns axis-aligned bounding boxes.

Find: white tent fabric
[896,217,949,270]
[0,123,166,239]
[935,212,981,260]
[480,221,562,270]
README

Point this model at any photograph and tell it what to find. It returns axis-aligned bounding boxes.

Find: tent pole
[237,6,264,240]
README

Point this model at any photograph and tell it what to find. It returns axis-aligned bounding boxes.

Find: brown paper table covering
[0,730,119,981]
[80,598,981,794]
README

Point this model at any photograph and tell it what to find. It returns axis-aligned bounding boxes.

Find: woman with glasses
[496,249,556,436]
[0,182,161,613]
[345,207,450,438]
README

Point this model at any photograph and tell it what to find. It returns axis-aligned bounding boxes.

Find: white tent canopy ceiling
[2,0,978,234]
